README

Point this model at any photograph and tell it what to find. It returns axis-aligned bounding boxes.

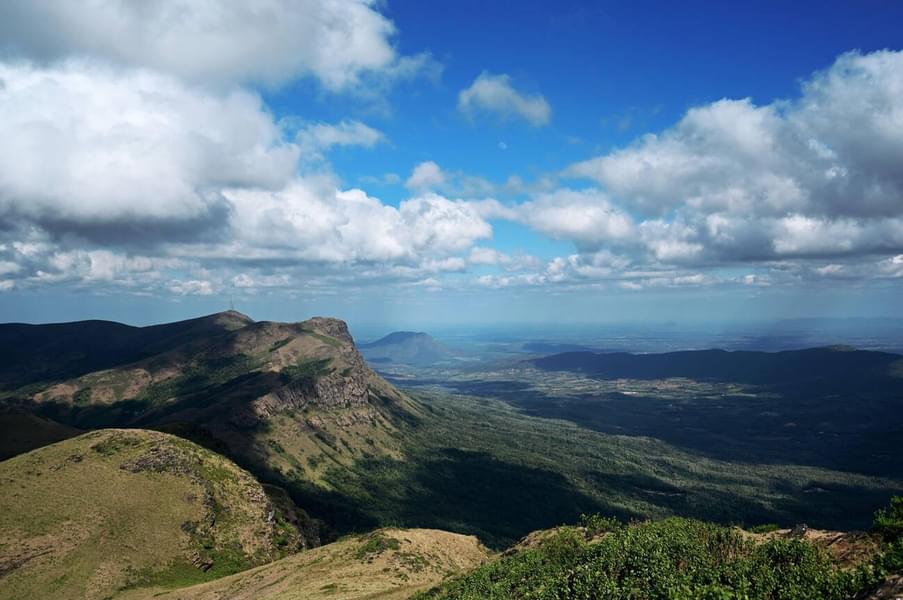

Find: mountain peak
[301,316,354,344]
[206,309,254,328]
[359,330,452,365]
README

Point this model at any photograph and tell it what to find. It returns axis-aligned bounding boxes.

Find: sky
[0,0,902,328]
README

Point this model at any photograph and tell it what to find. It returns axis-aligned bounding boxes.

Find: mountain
[0,408,80,460]
[0,312,423,536]
[0,429,317,600]
[360,331,453,365]
[0,310,253,391]
[121,528,489,600]
[533,346,903,385]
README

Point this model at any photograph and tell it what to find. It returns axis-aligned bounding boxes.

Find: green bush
[415,517,878,600]
[874,496,903,572]
[579,513,623,538]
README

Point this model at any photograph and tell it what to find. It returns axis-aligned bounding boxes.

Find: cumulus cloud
[0,0,429,90]
[0,61,495,294]
[515,189,635,249]
[0,61,298,242]
[562,49,903,267]
[223,183,492,263]
[405,161,446,191]
[458,72,551,126]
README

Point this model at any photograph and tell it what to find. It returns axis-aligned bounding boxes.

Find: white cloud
[0,0,424,90]
[0,61,298,236]
[405,161,446,191]
[558,49,903,270]
[295,120,384,151]
[223,182,492,263]
[458,72,551,126]
[169,279,215,296]
[516,189,635,248]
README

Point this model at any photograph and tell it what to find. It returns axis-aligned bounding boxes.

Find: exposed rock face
[251,316,402,420]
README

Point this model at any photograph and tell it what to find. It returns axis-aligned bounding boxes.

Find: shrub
[415,517,877,600]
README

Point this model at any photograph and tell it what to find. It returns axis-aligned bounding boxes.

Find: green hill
[0,429,316,600]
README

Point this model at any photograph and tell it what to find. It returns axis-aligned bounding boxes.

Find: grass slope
[0,429,312,600]
[121,528,489,600]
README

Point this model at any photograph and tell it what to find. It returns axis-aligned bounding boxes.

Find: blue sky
[0,1,902,328]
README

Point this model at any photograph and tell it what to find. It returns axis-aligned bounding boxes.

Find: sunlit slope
[121,528,489,600]
[0,429,315,600]
[2,313,423,484]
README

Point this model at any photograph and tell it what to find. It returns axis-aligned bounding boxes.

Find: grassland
[119,528,490,600]
[0,429,312,600]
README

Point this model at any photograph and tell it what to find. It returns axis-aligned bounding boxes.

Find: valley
[1,312,901,598]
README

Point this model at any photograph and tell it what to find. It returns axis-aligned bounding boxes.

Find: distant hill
[533,346,903,385]
[360,331,453,365]
[521,341,598,354]
[0,429,316,600]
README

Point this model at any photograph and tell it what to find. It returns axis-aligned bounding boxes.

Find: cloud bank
[0,0,429,90]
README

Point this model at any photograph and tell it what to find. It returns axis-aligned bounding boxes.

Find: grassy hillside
[0,429,315,600]
[121,528,489,600]
[415,516,891,600]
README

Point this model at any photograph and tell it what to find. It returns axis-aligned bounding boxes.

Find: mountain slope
[0,429,316,600]
[121,528,490,600]
[0,311,253,392]
[360,331,453,365]
[2,314,421,481]
[0,313,424,541]
[0,409,80,460]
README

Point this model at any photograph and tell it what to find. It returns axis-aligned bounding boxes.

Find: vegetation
[874,495,903,571]
[0,429,309,600]
[416,517,883,600]
[121,528,489,600]
[355,531,402,558]
[279,357,333,385]
[286,390,902,548]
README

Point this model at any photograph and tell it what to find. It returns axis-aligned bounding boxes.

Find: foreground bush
[416,517,882,600]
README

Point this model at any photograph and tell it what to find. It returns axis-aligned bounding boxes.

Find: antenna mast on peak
[229,293,234,311]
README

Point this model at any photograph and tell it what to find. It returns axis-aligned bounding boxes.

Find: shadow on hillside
[301,447,626,549]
